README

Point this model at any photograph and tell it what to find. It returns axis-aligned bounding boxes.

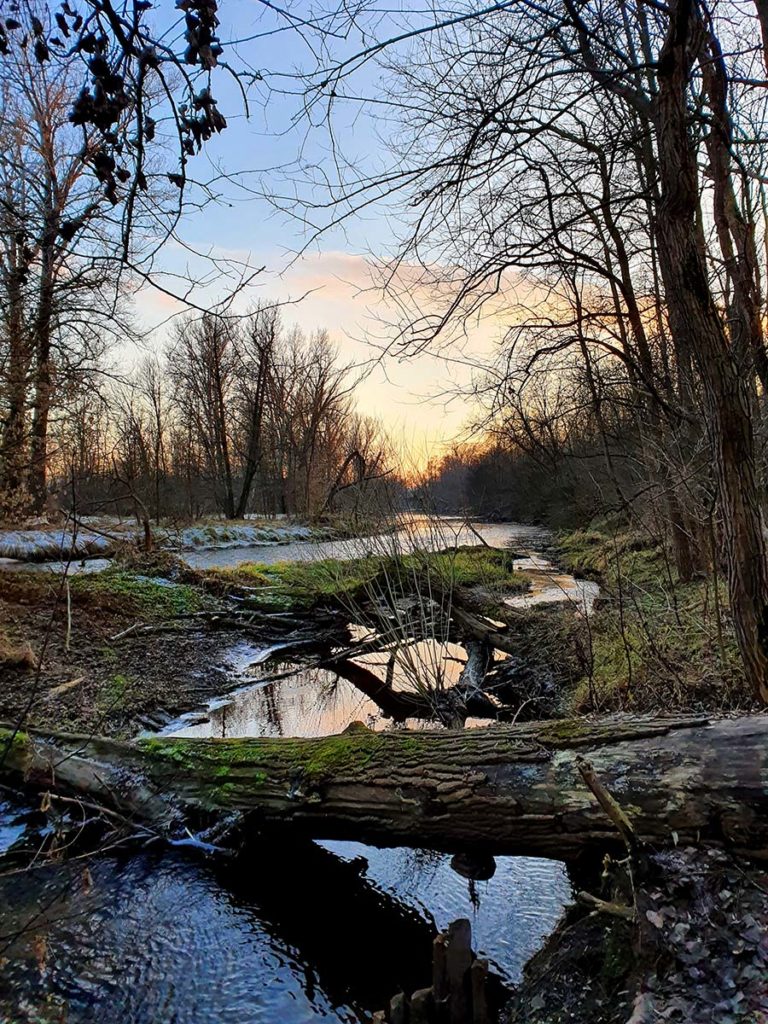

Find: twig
[577,891,636,920]
[65,579,72,653]
[576,755,639,857]
[108,622,140,641]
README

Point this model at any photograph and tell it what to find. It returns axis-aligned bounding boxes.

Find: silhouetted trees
[50,307,395,522]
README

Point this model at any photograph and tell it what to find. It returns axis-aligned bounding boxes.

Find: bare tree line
[0,28,137,517]
[0,4,393,527]
[4,1,768,700]
[54,306,394,523]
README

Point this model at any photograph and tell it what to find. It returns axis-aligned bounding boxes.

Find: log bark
[4,716,768,860]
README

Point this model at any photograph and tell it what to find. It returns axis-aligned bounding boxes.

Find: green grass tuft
[71,568,206,618]
[212,546,529,611]
[557,524,746,713]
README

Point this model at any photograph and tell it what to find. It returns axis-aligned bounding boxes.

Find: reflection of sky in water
[167,665,388,739]
[183,518,545,569]
[164,637,485,740]
[319,842,572,982]
[507,555,600,614]
[0,829,570,1023]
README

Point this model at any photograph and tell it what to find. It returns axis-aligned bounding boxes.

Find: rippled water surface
[0,520,577,1023]
[0,838,571,1024]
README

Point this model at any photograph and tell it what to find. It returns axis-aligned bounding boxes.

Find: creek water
[0,521,584,1024]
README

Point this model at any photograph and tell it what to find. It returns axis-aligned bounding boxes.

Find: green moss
[534,719,601,746]
[71,569,207,618]
[600,920,635,983]
[299,732,384,780]
[0,726,29,758]
[137,731,411,791]
[95,672,138,717]
[139,736,200,769]
[557,525,745,712]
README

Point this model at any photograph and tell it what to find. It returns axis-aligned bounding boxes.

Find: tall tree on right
[561,0,768,698]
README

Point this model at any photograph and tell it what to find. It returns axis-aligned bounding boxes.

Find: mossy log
[3,716,768,860]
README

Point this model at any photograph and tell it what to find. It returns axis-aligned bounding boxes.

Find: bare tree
[277,0,768,700]
[0,39,135,514]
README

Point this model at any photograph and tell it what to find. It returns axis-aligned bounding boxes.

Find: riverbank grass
[558,525,745,712]
[212,546,530,610]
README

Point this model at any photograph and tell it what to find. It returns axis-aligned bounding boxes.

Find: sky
[129,1,512,466]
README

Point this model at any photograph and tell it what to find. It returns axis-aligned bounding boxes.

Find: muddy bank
[0,539,509,725]
[0,529,597,740]
[509,845,768,1023]
[0,562,350,738]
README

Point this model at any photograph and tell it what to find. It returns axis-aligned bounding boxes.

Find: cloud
[127,246,542,466]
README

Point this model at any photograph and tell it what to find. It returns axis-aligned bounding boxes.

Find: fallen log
[3,715,768,860]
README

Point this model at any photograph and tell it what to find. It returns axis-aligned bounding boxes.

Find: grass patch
[557,525,746,713]
[95,672,136,716]
[213,546,529,610]
[558,526,669,586]
[70,568,207,619]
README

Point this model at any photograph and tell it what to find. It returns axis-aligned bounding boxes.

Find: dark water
[0,691,571,1024]
[0,834,570,1023]
[0,520,574,1023]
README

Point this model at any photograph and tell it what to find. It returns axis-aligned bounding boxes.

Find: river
[0,520,582,1023]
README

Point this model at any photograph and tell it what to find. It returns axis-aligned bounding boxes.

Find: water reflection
[507,554,600,615]
[0,831,570,1024]
[163,639,490,740]
[0,518,575,1022]
[183,519,546,570]
[164,663,387,739]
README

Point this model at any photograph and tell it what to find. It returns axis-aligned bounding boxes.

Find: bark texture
[653,1,768,702]
[4,716,768,860]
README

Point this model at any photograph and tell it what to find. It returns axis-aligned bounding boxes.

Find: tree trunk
[4,716,768,860]
[654,1,768,701]
[0,262,30,512]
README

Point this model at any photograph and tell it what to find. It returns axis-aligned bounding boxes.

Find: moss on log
[3,715,768,859]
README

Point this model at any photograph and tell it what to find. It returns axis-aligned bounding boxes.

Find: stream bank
[0,519,586,738]
[0,520,583,1023]
[6,518,760,1023]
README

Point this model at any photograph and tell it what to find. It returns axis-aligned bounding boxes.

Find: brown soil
[0,568,263,737]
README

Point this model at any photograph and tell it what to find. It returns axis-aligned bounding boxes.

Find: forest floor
[0,562,243,737]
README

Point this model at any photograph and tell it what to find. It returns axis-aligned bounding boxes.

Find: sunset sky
[130,2,514,465]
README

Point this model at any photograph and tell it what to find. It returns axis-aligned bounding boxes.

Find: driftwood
[4,716,768,860]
